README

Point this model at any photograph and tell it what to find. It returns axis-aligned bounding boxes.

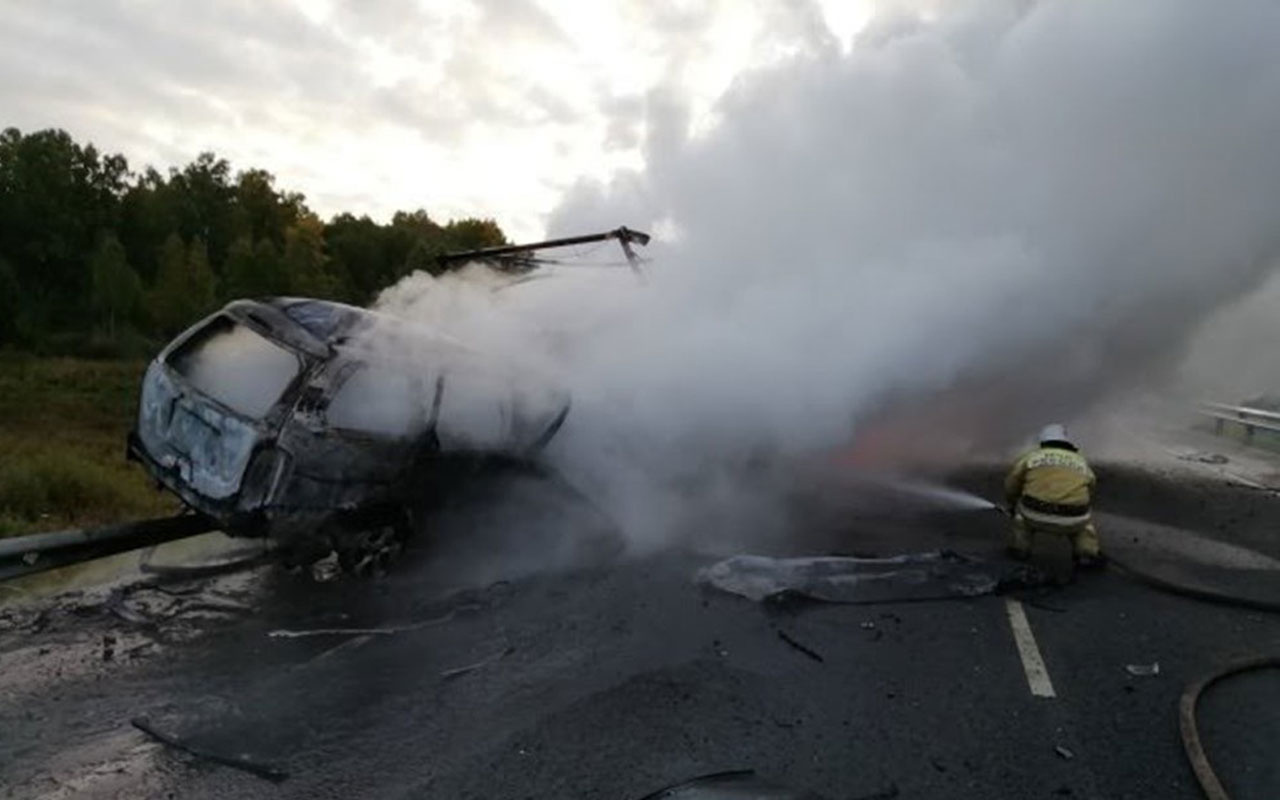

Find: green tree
[391,209,441,236]
[0,127,511,351]
[118,167,178,285]
[234,169,306,248]
[443,217,506,252]
[148,234,190,335]
[385,209,440,278]
[0,255,22,344]
[0,127,129,337]
[89,233,142,339]
[220,235,256,300]
[324,213,386,303]
[220,235,287,299]
[170,153,236,268]
[186,236,217,314]
[148,234,216,335]
[254,238,287,295]
[402,237,443,277]
[283,214,337,297]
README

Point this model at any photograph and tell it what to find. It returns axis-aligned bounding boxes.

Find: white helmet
[1038,423,1069,444]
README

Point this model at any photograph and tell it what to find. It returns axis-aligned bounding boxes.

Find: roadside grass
[0,353,178,538]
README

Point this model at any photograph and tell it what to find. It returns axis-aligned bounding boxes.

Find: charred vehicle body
[128,297,571,572]
[126,228,646,574]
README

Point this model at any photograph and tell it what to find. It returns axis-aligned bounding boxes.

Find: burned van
[128,298,570,571]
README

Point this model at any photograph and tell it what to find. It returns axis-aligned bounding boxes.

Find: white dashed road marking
[1005,598,1056,698]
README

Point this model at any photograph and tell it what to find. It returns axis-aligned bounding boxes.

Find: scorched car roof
[264,298,373,342]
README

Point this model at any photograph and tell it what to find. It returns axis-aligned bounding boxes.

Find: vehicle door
[142,315,308,502]
[275,356,437,509]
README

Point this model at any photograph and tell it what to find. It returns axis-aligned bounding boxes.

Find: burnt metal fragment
[131,717,288,782]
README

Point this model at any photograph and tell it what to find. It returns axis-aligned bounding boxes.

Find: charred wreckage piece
[122,228,648,575]
[698,551,1047,606]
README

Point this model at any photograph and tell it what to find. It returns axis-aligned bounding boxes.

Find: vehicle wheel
[337,523,407,577]
[277,536,334,571]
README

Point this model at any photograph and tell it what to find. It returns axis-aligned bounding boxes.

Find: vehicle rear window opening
[167,316,302,418]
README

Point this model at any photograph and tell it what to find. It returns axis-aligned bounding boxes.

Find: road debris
[776,630,825,663]
[268,608,459,639]
[104,582,254,641]
[0,605,49,634]
[441,645,515,680]
[700,551,1041,604]
[1177,452,1229,465]
[1023,598,1068,613]
[636,768,831,799]
[852,785,900,800]
[1125,662,1160,677]
[268,626,409,638]
[139,548,271,580]
[106,598,153,626]
[131,717,288,782]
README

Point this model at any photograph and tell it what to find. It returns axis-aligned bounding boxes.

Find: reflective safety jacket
[1004,444,1095,515]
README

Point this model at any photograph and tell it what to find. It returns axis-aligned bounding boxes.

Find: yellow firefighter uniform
[1003,428,1101,562]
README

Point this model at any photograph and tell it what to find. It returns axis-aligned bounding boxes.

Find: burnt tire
[336,522,408,578]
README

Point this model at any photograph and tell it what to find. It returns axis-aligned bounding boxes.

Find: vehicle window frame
[165,314,305,421]
[324,359,428,440]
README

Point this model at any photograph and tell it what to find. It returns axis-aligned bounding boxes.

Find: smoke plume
[377,0,1280,547]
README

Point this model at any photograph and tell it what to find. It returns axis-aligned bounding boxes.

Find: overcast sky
[0,0,883,240]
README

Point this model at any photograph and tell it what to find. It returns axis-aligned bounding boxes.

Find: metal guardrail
[1197,401,1280,440]
[0,513,217,582]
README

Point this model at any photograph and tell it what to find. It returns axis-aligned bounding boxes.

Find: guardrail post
[1196,401,1280,447]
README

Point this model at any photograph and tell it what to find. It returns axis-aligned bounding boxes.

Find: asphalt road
[2,458,1279,800]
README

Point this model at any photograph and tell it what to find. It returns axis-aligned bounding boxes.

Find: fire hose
[987,504,1280,798]
[1105,553,1280,615]
[986,503,1280,614]
[1179,656,1280,800]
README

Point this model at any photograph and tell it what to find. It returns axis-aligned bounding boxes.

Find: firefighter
[1004,423,1104,567]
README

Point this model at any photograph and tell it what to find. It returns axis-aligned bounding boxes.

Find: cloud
[0,0,632,235]
[473,0,570,46]
[0,1,858,238]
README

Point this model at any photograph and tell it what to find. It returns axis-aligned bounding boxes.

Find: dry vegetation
[0,354,177,538]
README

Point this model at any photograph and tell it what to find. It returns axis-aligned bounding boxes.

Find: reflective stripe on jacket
[1004,445,1095,511]
[1017,499,1091,529]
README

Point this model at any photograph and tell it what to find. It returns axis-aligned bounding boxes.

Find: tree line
[0,127,507,355]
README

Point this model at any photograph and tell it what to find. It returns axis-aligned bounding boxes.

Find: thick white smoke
[1176,270,1280,404]
[377,0,1280,547]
